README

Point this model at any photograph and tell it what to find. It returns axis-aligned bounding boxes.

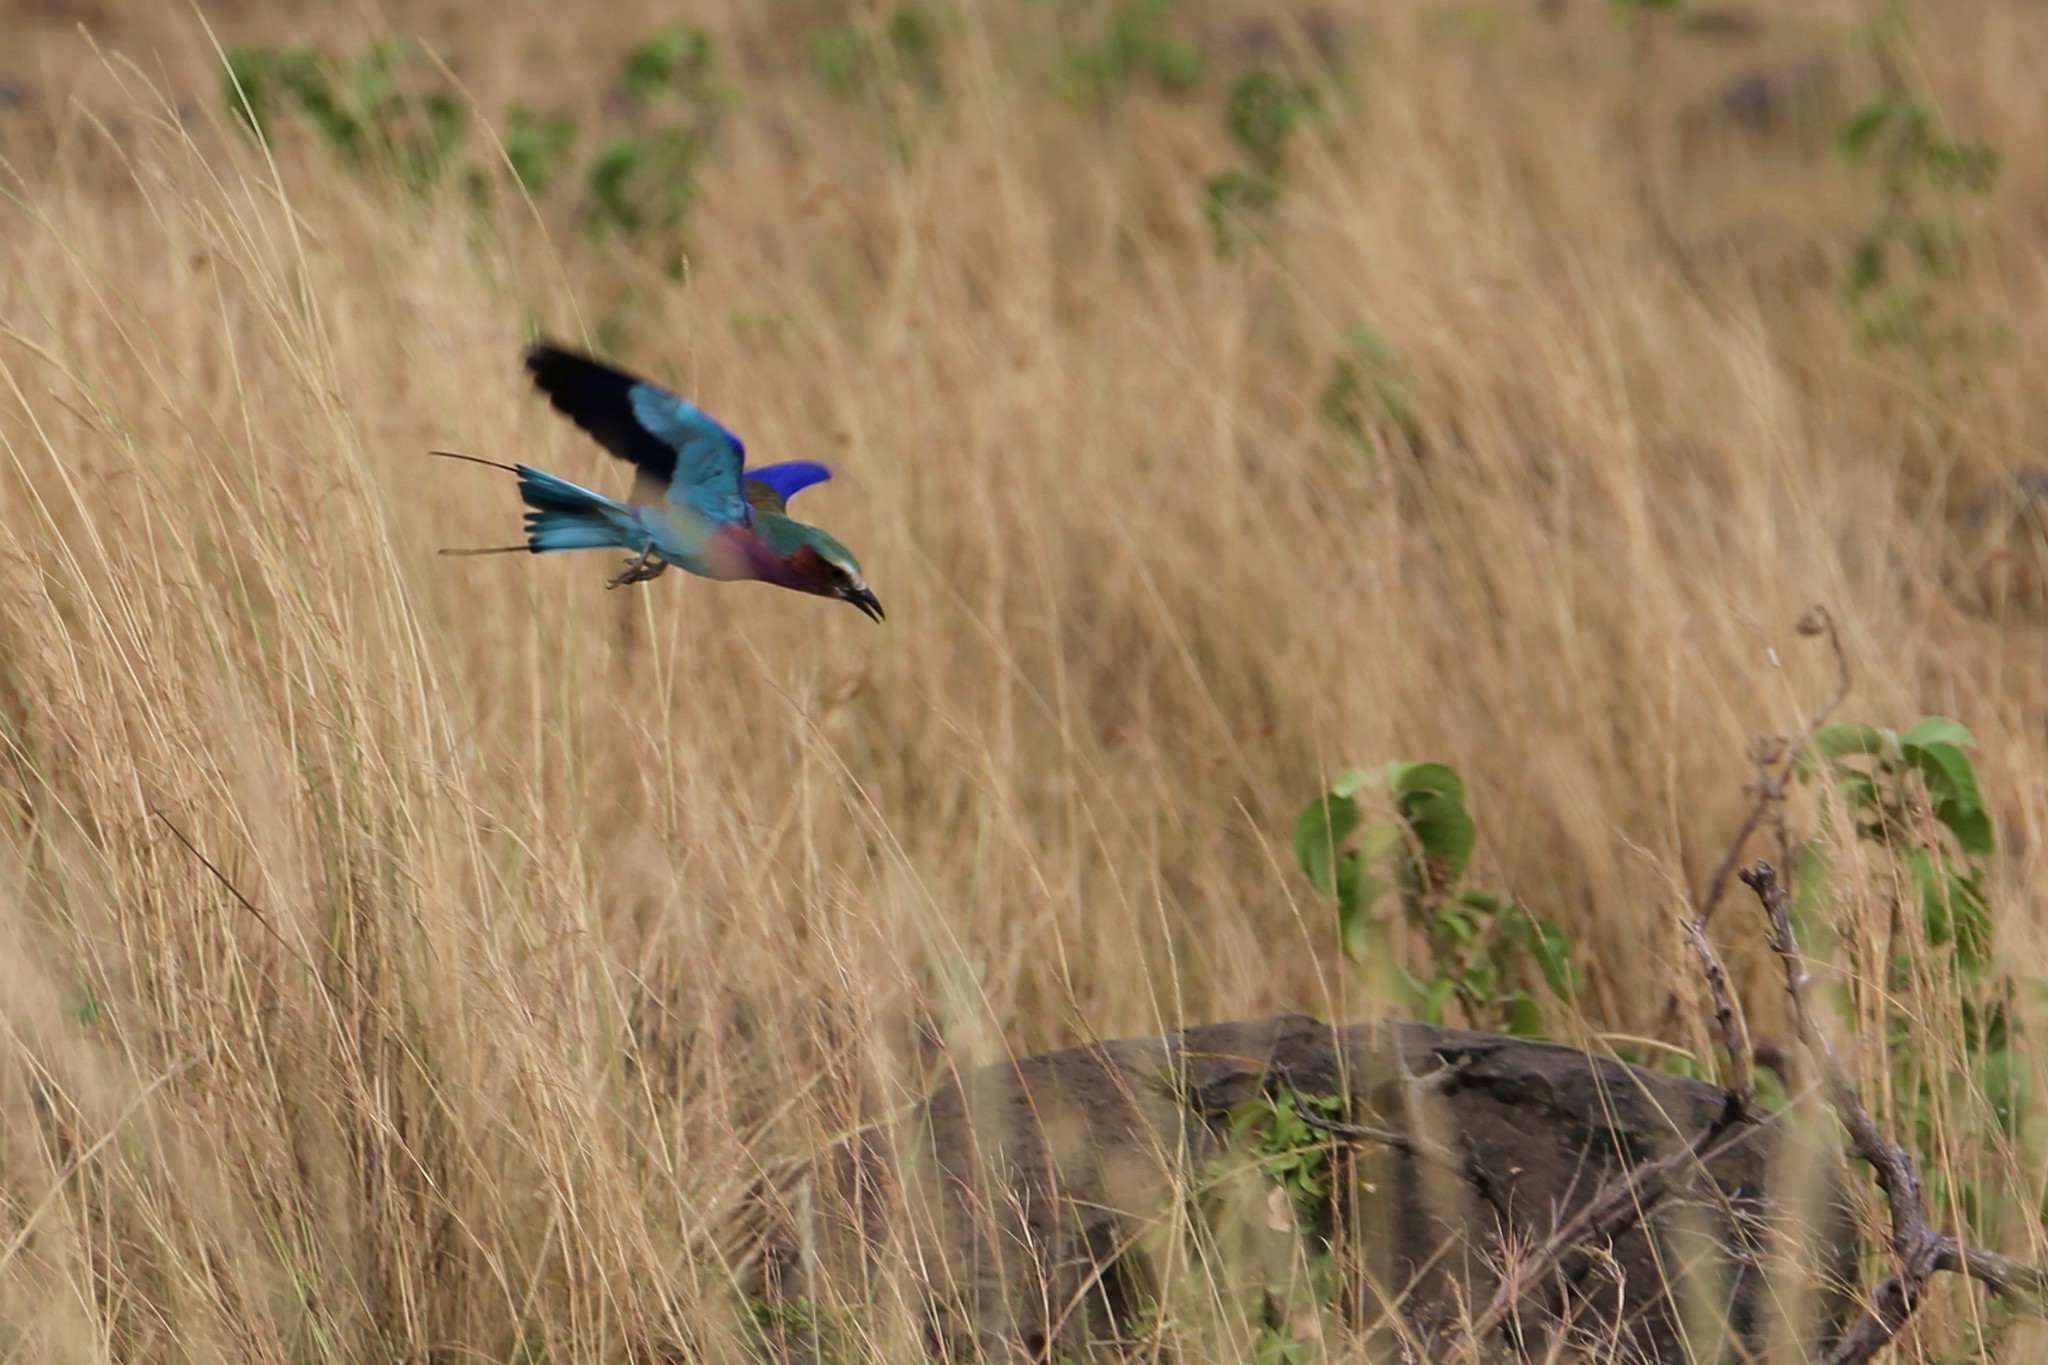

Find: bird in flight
[437,341,883,622]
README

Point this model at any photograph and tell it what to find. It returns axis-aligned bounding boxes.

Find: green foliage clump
[585,25,729,251]
[1222,1087,1345,1223]
[1317,324,1419,462]
[1294,762,1576,1035]
[222,41,464,193]
[1799,715,1993,968]
[1201,169,1280,259]
[620,22,719,103]
[1225,70,1318,176]
[502,104,578,194]
[811,3,947,98]
[1058,0,1203,105]
[1835,91,2004,363]
[1202,68,1317,258]
[1795,711,2030,1311]
[221,27,728,267]
[1200,1087,1343,1365]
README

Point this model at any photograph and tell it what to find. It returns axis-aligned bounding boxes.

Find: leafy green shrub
[1201,68,1318,258]
[1835,92,2003,360]
[621,23,720,103]
[221,27,728,264]
[587,129,705,238]
[1199,1086,1344,1365]
[1221,1087,1346,1224]
[1057,0,1202,105]
[1293,762,1576,1035]
[503,104,579,194]
[1316,324,1419,460]
[1201,169,1279,258]
[222,41,464,192]
[811,3,947,98]
[1794,711,2029,1316]
[1799,715,1993,968]
[1225,70,1317,176]
[584,24,728,251]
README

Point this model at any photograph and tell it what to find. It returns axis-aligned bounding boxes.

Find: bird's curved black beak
[845,585,885,623]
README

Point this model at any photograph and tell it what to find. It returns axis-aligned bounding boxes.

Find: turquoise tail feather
[516,466,645,554]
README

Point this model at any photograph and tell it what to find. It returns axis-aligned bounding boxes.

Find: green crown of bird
[437,341,883,622]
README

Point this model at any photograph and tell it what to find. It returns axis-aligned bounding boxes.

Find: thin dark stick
[429,448,521,473]
[148,802,366,997]
[1694,606,1851,926]
[1289,1097,1465,1175]
[1682,915,1754,1106]
[148,802,297,959]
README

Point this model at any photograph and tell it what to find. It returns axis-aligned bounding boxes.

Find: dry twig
[1693,605,1851,926]
[1739,860,2048,1363]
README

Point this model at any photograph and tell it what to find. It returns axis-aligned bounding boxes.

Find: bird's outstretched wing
[525,341,749,526]
[743,461,834,515]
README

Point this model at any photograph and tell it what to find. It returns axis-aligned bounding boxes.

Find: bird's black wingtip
[523,339,574,382]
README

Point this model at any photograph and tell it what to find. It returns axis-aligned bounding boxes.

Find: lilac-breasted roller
[437,341,883,621]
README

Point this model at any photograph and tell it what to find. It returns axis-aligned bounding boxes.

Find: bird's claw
[606,548,667,590]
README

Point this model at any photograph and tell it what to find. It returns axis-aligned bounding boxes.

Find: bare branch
[1290,1095,1465,1175]
[1461,1097,1769,1353]
[1682,914,1754,1106]
[1738,860,2048,1364]
[1693,605,1851,926]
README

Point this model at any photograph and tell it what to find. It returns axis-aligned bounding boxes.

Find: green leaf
[1837,95,1896,160]
[1457,888,1504,915]
[1422,975,1458,1026]
[1790,844,1833,938]
[1329,766,1375,799]
[1810,722,1893,762]
[1399,790,1475,887]
[1908,848,1951,946]
[1942,804,1995,861]
[1355,819,1404,864]
[1336,876,1387,963]
[1506,992,1545,1038]
[1293,792,1362,898]
[1388,761,1466,806]
[1903,739,1991,856]
[1952,873,1992,970]
[1529,916,1577,1001]
[1903,716,1975,749]
[588,139,646,229]
[1201,169,1278,258]
[1903,738,1975,801]
[1832,769,1882,816]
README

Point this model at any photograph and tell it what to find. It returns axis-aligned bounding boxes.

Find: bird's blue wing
[526,342,749,526]
[746,461,833,506]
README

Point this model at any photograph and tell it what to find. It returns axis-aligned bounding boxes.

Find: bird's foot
[606,548,667,590]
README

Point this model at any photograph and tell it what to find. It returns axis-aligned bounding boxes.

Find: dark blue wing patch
[526,341,748,526]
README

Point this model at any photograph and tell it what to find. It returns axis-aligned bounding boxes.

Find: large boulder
[727,1015,1853,1362]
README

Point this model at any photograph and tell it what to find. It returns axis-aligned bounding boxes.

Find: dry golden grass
[1,0,2046,1358]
